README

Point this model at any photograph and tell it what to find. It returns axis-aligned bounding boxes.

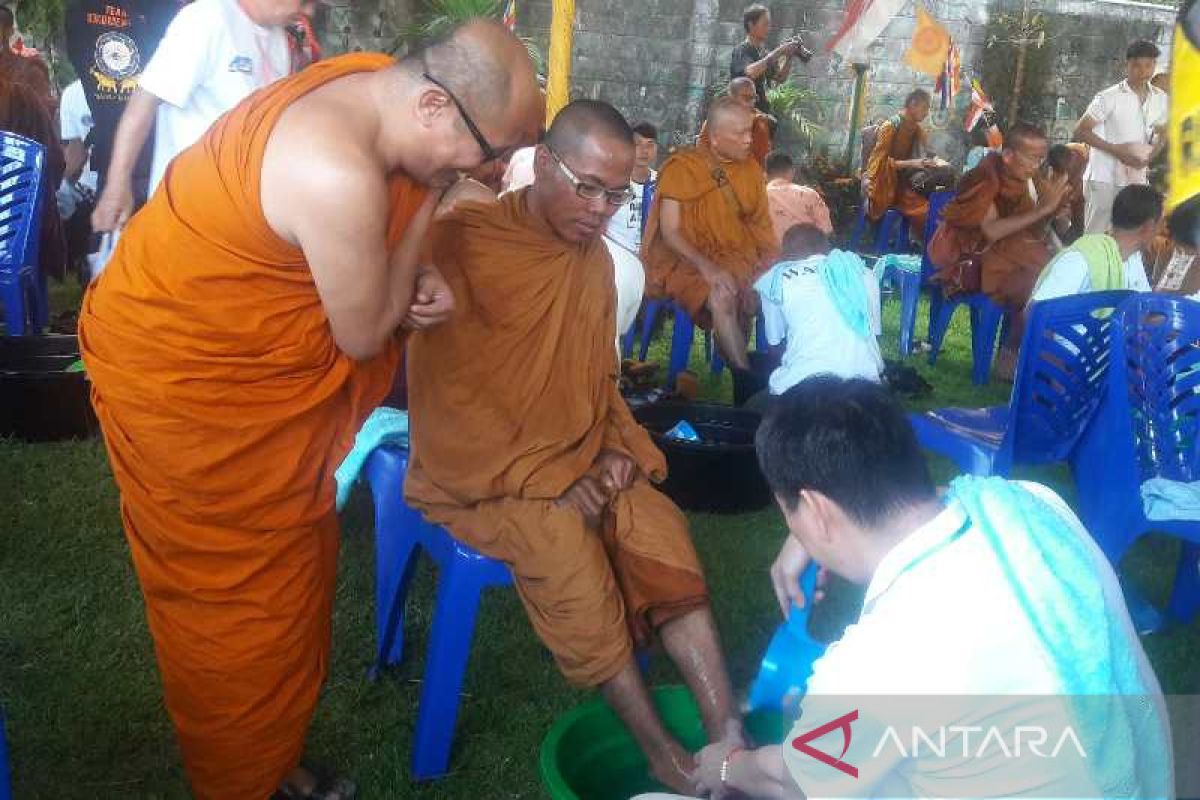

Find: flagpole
[545,0,575,126]
[843,62,869,174]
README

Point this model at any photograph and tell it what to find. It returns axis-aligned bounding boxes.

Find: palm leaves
[766,81,826,152]
[399,0,544,74]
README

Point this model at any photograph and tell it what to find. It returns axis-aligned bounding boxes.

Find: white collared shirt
[138,0,289,193]
[783,482,1162,799]
[1081,80,1168,187]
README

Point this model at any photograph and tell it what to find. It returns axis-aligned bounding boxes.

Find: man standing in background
[92,0,300,232]
[729,3,809,119]
[1074,39,1168,234]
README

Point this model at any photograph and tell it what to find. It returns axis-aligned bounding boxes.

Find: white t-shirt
[1031,247,1151,303]
[604,171,655,254]
[754,255,883,395]
[1082,80,1168,187]
[784,483,1163,799]
[59,80,98,193]
[603,235,645,340]
[138,0,289,192]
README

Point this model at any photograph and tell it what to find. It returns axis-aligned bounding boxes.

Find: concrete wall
[336,0,1179,167]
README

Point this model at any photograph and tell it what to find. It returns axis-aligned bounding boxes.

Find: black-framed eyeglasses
[422,70,501,163]
[546,147,634,206]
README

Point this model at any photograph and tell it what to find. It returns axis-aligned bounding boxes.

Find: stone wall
[337,0,1179,168]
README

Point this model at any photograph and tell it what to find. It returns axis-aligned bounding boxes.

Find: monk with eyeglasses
[79,21,540,800]
[405,100,746,794]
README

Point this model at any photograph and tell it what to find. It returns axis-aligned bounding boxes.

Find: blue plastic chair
[848,203,910,257]
[910,291,1133,476]
[0,133,49,336]
[927,287,1009,385]
[365,445,514,780]
[622,299,767,386]
[0,709,10,800]
[890,191,955,356]
[1073,294,1200,625]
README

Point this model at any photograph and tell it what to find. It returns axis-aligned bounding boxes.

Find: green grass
[0,282,1196,798]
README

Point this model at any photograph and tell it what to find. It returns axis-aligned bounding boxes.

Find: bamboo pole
[844,63,870,174]
[545,0,576,125]
[1007,0,1031,128]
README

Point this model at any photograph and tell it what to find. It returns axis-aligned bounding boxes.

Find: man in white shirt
[59,79,99,195]
[1073,39,1168,235]
[653,378,1169,800]
[1032,184,1163,303]
[749,224,882,409]
[92,0,301,231]
[605,120,657,253]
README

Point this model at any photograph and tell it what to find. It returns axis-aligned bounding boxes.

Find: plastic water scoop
[746,562,827,715]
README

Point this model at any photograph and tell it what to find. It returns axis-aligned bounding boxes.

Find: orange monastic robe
[78,55,427,799]
[641,148,778,327]
[406,192,708,687]
[929,152,1053,309]
[864,115,929,233]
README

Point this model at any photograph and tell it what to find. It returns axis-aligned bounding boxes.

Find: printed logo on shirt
[229,55,254,73]
[90,31,141,98]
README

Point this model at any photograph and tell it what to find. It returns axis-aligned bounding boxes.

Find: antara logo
[791,710,859,778]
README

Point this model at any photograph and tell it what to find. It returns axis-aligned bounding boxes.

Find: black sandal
[271,762,357,800]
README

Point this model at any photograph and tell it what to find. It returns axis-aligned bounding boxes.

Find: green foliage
[398,0,544,75]
[766,79,827,154]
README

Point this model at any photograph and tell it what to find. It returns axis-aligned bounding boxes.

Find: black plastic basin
[0,335,98,442]
[633,402,770,514]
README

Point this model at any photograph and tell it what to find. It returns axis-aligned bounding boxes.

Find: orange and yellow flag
[905,5,951,78]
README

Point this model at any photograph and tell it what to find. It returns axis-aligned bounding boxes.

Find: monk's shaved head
[544,99,634,160]
[406,19,541,148]
[707,95,753,131]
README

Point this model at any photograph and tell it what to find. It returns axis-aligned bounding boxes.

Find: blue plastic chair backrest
[0,133,46,276]
[1111,294,1200,483]
[919,190,955,281]
[1007,290,1134,467]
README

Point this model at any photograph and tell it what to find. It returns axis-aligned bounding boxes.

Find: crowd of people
[0,1,1190,798]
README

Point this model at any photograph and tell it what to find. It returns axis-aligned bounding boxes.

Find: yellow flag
[1167,10,1200,247]
[905,6,951,78]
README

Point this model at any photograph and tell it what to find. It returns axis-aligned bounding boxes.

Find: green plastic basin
[539,685,787,800]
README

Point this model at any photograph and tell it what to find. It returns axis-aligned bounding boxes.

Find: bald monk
[863,88,943,235]
[930,122,1069,376]
[698,76,773,167]
[406,100,744,794]
[78,22,540,799]
[643,96,777,399]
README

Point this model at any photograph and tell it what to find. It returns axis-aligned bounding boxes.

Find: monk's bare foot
[648,740,697,795]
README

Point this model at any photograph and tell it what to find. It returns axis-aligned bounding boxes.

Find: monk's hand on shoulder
[556,475,613,527]
[403,266,456,330]
[594,448,638,493]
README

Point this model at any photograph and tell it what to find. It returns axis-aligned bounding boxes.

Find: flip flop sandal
[272,762,357,800]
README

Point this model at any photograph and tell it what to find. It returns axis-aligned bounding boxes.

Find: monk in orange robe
[863,89,940,235]
[406,101,743,794]
[644,96,777,388]
[78,23,540,799]
[1048,142,1090,244]
[698,77,773,166]
[929,122,1069,376]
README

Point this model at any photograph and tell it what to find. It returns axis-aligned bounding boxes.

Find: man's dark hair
[1004,120,1048,151]
[780,223,829,259]
[1112,184,1164,231]
[1126,40,1161,61]
[765,150,793,175]
[1047,143,1073,174]
[743,4,769,33]
[756,377,936,524]
[544,99,633,159]
[904,88,931,108]
[631,121,658,141]
[0,5,13,29]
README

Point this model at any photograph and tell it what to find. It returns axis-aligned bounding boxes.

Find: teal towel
[948,476,1171,797]
[1140,477,1200,521]
[820,249,873,340]
[335,407,409,511]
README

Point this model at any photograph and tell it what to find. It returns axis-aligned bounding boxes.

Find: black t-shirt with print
[729,40,776,116]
